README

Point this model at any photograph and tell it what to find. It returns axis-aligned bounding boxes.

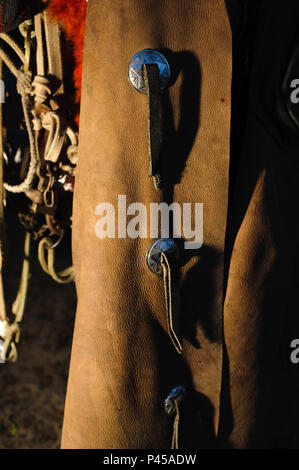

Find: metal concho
[146,238,179,276]
[164,385,187,416]
[128,49,170,94]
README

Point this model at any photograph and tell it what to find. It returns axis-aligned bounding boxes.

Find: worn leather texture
[219,0,299,448]
[62,0,232,449]
[62,0,299,449]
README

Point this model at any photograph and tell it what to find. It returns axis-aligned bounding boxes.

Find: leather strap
[34,13,45,77]
[34,11,63,96]
[43,9,63,95]
[143,63,162,191]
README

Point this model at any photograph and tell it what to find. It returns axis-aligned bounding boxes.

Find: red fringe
[47,0,87,125]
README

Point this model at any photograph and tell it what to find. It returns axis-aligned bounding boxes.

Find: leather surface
[62,0,299,449]
[62,0,232,449]
[219,0,299,448]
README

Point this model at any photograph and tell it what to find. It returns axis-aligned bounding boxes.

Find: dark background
[0,22,76,449]
[0,196,76,449]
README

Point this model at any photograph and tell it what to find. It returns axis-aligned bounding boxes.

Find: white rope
[4,70,38,193]
[0,33,25,64]
[32,75,52,104]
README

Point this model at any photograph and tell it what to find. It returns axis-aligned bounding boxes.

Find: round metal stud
[146,238,179,276]
[164,385,187,416]
[128,48,170,94]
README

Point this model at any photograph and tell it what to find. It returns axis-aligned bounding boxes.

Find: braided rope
[0,32,25,63]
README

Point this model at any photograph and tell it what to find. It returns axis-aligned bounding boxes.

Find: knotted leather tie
[160,250,182,354]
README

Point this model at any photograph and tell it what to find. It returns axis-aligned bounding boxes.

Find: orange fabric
[47,0,87,125]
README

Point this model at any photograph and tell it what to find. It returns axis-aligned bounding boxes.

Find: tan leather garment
[218,1,299,448]
[62,0,233,448]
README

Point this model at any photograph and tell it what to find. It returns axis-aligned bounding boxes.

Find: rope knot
[17,70,32,96]
[32,75,52,104]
